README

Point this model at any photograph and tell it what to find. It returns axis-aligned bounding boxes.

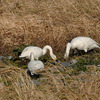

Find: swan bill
[54,58,57,61]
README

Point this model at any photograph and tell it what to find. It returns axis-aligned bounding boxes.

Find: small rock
[31,79,40,86]
[58,67,65,72]
[71,59,77,65]
[39,77,46,82]
[95,58,98,60]
[60,61,71,67]
[90,72,96,75]
[79,71,86,75]
[97,64,100,67]
[97,5,100,9]
[7,56,13,60]
[50,67,57,72]
[80,78,90,82]
[0,56,4,60]
[0,82,5,89]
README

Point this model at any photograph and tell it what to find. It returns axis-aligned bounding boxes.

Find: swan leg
[84,49,87,52]
[64,53,69,58]
[31,72,34,75]
[34,58,38,60]
[31,70,36,75]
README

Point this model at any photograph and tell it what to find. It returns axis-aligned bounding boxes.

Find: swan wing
[71,37,99,50]
[19,46,43,59]
[19,46,34,58]
[71,37,85,49]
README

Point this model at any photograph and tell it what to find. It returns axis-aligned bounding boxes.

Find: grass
[0,60,100,100]
[0,0,100,100]
[0,0,100,55]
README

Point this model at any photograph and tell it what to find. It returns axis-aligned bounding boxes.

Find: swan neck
[30,53,34,61]
[43,45,53,55]
[66,43,71,57]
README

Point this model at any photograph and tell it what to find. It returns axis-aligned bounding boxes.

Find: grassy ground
[0,0,100,100]
[0,59,100,100]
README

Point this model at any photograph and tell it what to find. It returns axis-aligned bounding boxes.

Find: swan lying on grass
[64,36,100,58]
[19,45,57,61]
[28,52,44,75]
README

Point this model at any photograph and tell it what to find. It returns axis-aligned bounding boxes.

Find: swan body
[64,36,100,58]
[28,52,44,75]
[19,45,57,60]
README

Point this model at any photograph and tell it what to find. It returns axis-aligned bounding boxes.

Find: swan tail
[19,55,25,58]
[95,44,100,49]
[19,47,31,58]
[19,53,27,58]
[97,46,100,49]
[93,44,100,49]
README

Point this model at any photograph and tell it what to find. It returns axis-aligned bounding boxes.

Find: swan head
[64,53,67,59]
[43,45,57,61]
[64,53,68,59]
[51,54,57,61]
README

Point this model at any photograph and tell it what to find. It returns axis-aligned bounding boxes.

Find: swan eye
[54,58,57,60]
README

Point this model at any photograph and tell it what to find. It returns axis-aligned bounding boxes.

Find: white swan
[64,36,100,58]
[19,45,57,60]
[28,52,44,75]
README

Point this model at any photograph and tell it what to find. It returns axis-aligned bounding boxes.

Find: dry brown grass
[0,0,100,55]
[0,61,100,100]
[0,0,100,99]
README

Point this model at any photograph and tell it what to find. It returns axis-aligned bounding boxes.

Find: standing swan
[28,52,44,75]
[19,45,57,60]
[64,36,100,58]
